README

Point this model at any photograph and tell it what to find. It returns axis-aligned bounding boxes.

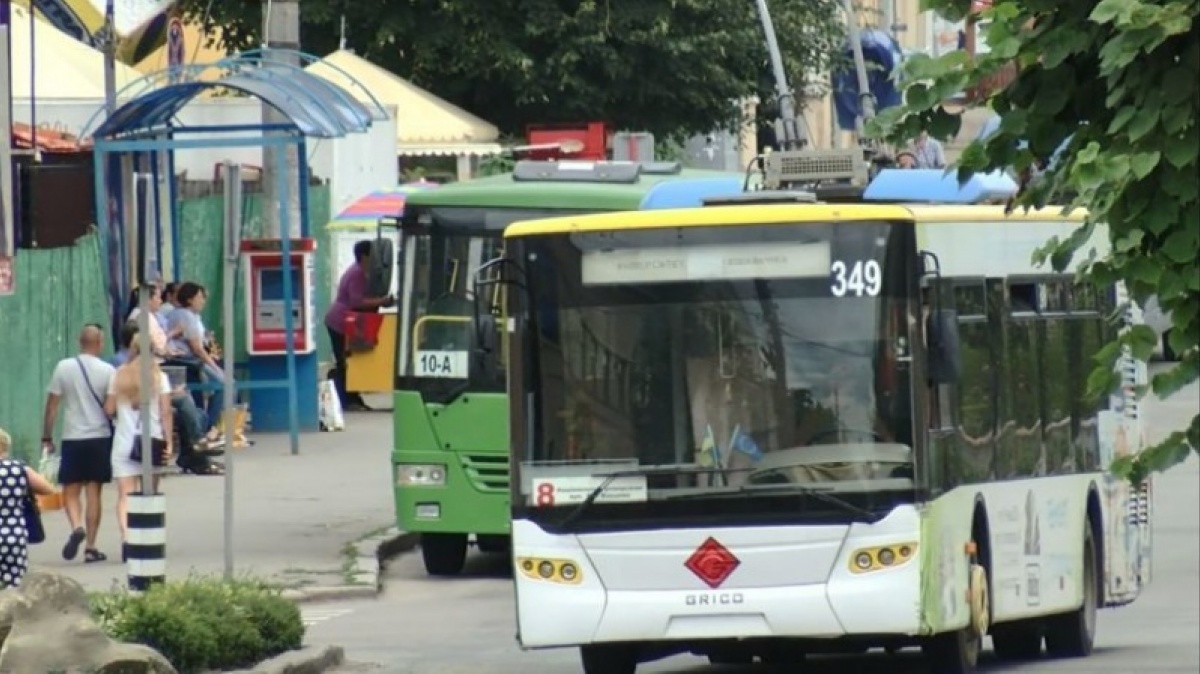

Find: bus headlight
[516,557,584,584]
[849,542,918,574]
[396,464,447,486]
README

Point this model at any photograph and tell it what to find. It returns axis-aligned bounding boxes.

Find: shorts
[58,438,114,485]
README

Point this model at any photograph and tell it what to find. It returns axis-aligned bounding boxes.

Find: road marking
[301,607,353,627]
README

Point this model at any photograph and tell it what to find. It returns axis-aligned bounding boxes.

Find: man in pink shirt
[325,240,394,411]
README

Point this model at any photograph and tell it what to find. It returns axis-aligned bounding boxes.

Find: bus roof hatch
[702,191,817,207]
[512,160,641,184]
[863,169,1018,203]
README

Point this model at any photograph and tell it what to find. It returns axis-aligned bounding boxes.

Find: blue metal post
[277,133,300,455]
[297,136,310,238]
[167,128,181,279]
[150,145,163,274]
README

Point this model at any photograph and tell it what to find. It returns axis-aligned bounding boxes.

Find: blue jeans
[167,356,225,428]
[172,393,208,448]
[200,361,226,428]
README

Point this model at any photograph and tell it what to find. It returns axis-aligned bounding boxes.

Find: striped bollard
[127,494,166,591]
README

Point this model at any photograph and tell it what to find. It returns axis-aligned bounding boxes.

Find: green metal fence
[0,186,333,462]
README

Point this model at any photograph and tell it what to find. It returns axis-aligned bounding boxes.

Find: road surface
[311,371,1199,673]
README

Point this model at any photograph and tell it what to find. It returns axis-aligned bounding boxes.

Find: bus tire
[421,533,468,576]
[1045,522,1098,658]
[580,644,637,674]
[923,531,989,673]
[990,620,1043,661]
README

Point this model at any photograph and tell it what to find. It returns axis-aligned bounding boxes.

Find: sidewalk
[29,406,398,595]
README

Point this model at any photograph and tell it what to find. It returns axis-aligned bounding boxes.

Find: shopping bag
[36,450,64,512]
[318,380,346,432]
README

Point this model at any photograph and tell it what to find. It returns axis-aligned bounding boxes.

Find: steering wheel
[808,428,885,445]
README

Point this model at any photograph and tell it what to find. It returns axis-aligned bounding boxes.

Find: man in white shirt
[912,131,946,169]
[42,324,115,563]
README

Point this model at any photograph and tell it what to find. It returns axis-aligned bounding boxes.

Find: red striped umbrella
[332,181,435,225]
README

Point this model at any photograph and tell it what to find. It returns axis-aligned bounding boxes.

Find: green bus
[354,160,748,575]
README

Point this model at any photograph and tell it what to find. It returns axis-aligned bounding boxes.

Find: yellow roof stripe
[905,204,1087,222]
[504,203,1088,238]
[504,204,914,238]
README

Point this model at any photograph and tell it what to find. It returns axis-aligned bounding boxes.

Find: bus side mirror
[927,309,961,385]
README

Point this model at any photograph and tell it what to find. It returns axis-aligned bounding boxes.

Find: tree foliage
[179,0,845,138]
[869,0,1198,483]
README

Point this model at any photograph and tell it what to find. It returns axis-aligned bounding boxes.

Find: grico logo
[685,592,745,606]
[684,537,741,589]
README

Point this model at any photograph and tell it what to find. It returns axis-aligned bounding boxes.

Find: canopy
[10,0,172,64]
[9,4,144,100]
[328,182,437,229]
[832,29,905,132]
[305,50,502,157]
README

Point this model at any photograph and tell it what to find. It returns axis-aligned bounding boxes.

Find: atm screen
[259,269,303,302]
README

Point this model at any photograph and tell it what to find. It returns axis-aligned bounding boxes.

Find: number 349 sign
[829,259,882,298]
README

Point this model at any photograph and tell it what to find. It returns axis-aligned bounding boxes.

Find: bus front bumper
[393,451,511,536]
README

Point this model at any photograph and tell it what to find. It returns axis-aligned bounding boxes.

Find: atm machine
[241,238,320,431]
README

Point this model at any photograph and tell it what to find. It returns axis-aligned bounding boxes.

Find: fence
[0,232,112,461]
[0,186,335,461]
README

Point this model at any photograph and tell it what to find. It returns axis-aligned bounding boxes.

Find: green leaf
[1163,226,1200,264]
[1107,106,1138,134]
[1090,0,1137,25]
[1126,325,1159,361]
[1163,125,1199,169]
[1115,228,1144,253]
[1128,151,1161,179]
[1125,109,1160,142]
[1150,356,1200,399]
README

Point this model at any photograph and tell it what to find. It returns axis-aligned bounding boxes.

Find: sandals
[62,527,86,561]
[182,462,225,476]
[84,549,108,564]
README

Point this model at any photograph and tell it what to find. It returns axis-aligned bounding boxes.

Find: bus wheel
[991,620,1043,661]
[581,644,637,674]
[1045,523,1098,658]
[421,533,468,576]
[923,557,988,673]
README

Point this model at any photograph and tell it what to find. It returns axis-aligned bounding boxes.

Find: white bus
[496,200,1153,674]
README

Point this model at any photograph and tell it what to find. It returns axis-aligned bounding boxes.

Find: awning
[9,4,145,100]
[304,50,501,157]
[327,182,437,229]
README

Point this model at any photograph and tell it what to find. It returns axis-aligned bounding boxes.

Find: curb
[226,645,346,674]
[283,528,420,604]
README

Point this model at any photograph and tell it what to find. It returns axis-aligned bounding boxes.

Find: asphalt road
[312,370,1199,674]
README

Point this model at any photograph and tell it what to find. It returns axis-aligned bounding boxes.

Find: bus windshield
[399,231,505,394]
[512,221,920,525]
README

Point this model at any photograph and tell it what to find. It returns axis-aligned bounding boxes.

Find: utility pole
[103,0,116,116]
[1,0,14,262]
[261,0,302,239]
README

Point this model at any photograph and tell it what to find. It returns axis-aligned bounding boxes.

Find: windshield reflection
[523,223,916,498]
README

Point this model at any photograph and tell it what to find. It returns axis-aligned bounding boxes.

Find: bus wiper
[668,483,881,523]
[557,464,750,531]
